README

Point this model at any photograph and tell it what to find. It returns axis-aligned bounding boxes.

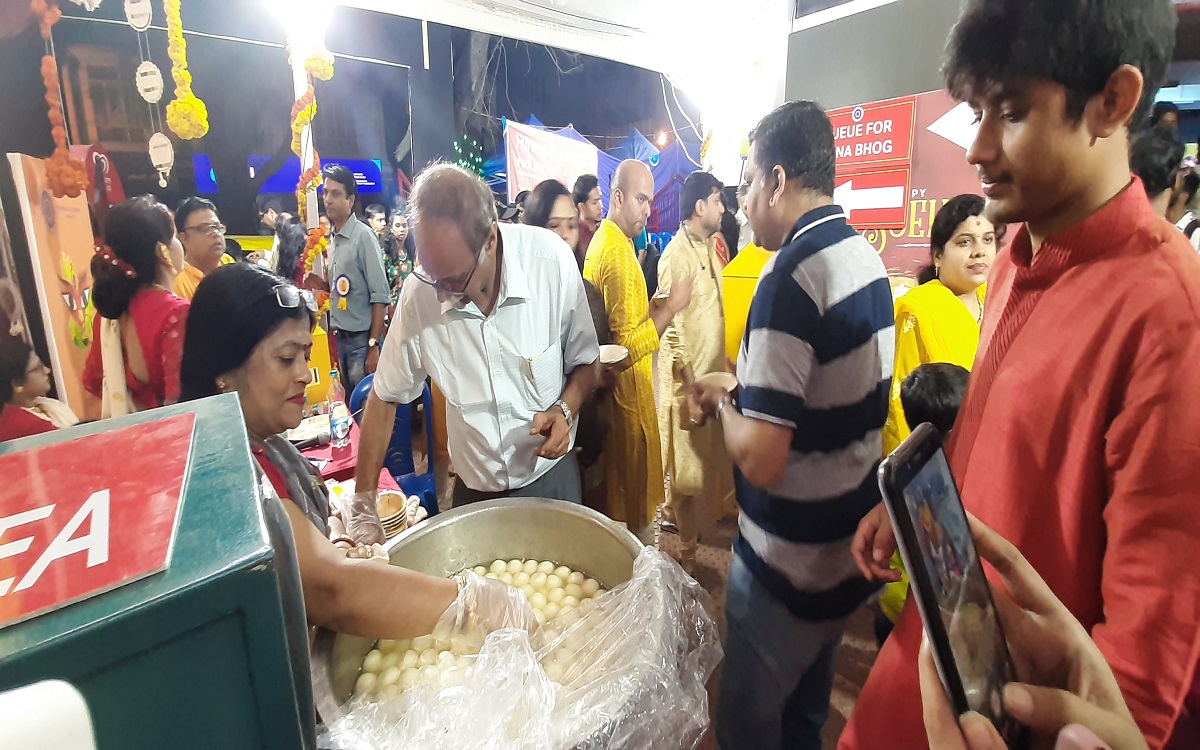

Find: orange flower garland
[32,0,87,199]
[302,226,328,274]
[290,82,317,157]
[284,23,334,258]
[164,0,209,139]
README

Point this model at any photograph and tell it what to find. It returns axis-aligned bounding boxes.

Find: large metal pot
[312,497,643,709]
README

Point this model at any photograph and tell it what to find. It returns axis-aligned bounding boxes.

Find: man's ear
[770,166,787,207]
[1087,64,1144,139]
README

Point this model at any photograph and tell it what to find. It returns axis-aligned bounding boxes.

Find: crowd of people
[2,0,1199,748]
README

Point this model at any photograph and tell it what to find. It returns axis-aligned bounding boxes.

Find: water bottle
[327,370,352,449]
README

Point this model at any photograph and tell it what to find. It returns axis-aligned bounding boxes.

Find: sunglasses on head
[272,284,318,312]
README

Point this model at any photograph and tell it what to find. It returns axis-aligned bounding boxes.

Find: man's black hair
[175,196,219,233]
[572,174,599,206]
[943,0,1176,128]
[365,203,387,220]
[1130,126,1185,199]
[900,363,971,438]
[1151,100,1180,128]
[1180,172,1200,205]
[255,195,282,216]
[321,163,359,202]
[680,172,724,222]
[747,100,836,197]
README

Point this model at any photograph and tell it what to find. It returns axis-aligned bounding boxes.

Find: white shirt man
[371,223,598,501]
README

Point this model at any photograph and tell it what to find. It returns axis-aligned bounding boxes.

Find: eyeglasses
[411,233,489,295]
[184,222,226,235]
[272,284,318,312]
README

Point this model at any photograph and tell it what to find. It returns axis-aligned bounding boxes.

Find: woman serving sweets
[180,264,533,640]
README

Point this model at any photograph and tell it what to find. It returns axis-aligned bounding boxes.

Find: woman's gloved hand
[433,570,538,643]
[341,490,385,546]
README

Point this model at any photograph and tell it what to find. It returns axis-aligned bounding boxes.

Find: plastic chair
[382,382,438,518]
[349,375,374,423]
[347,375,438,518]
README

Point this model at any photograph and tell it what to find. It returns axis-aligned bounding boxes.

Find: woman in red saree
[83,196,189,416]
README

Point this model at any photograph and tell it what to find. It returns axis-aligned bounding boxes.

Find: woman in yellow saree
[878,194,998,636]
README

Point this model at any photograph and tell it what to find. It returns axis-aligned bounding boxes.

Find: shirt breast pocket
[521,340,563,411]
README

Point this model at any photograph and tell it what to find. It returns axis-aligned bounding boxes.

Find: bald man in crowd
[584,159,691,540]
[356,163,599,506]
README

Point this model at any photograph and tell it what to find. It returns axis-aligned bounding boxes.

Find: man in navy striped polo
[693,100,895,750]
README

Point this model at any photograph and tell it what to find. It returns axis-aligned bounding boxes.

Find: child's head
[943,0,1176,230]
[901,363,971,441]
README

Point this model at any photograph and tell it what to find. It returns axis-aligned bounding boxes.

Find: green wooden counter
[0,395,314,749]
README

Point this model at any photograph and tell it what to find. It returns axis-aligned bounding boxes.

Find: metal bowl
[312,497,643,709]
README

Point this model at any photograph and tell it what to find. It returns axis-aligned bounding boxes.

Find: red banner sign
[828,96,917,169]
[0,414,194,629]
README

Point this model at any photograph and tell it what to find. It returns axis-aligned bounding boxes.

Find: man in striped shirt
[694,100,894,750]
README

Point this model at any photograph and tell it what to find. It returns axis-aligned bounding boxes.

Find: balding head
[608,159,654,239]
[408,163,500,306]
[409,163,497,252]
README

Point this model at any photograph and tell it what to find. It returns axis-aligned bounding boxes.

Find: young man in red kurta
[842,1,1200,749]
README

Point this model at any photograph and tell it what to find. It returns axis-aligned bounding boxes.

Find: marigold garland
[295,147,323,225]
[32,0,87,199]
[290,82,317,156]
[302,226,328,277]
[164,0,208,139]
[285,23,334,230]
[315,290,330,319]
[304,50,334,82]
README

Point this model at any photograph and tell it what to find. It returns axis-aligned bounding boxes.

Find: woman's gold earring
[159,242,178,274]
[216,379,228,392]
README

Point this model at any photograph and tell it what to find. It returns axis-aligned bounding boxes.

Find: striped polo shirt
[733,204,895,621]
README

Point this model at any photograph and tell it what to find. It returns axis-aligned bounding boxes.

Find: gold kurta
[583,220,663,528]
[656,227,732,523]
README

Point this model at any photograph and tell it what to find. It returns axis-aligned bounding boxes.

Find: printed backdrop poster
[8,154,98,420]
[505,121,599,203]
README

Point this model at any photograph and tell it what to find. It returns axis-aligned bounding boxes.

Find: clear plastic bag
[317,548,722,750]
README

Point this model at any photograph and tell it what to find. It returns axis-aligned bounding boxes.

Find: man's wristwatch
[368,337,380,349]
[554,399,573,422]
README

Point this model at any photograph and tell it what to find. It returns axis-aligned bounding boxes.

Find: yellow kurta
[584,219,664,528]
[879,278,985,622]
[172,254,236,301]
[656,228,732,519]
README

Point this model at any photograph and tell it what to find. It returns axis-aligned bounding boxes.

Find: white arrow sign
[927,101,979,152]
[835,179,906,212]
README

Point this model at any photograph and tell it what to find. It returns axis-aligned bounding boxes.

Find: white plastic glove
[434,570,538,642]
[341,490,385,546]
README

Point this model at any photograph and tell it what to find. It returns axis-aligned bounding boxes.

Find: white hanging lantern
[134,60,164,104]
[124,0,153,31]
[148,132,174,188]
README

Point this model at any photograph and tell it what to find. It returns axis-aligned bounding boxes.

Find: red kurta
[840,181,1200,750]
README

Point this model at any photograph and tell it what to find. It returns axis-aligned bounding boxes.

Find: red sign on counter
[835,166,912,231]
[828,96,917,169]
[0,414,194,629]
